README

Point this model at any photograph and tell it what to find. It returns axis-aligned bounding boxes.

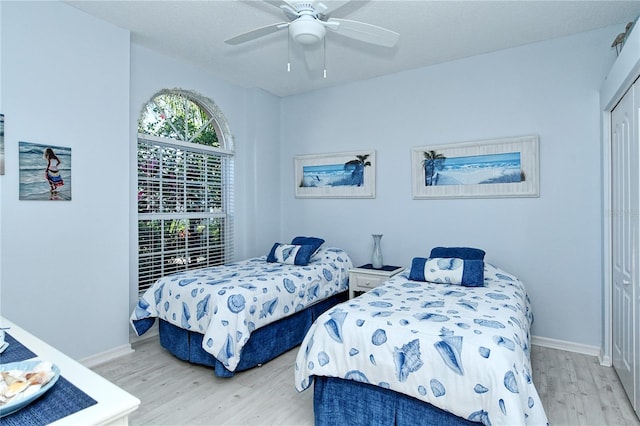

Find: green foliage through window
[138,92,219,147]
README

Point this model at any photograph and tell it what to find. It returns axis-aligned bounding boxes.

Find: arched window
[137,89,234,295]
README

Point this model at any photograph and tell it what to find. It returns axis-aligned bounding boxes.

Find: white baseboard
[80,343,134,368]
[599,348,612,367]
[532,335,601,358]
[79,324,160,368]
[84,332,605,369]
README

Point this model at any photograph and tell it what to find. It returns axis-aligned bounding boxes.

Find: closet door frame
[600,25,640,414]
[600,29,640,367]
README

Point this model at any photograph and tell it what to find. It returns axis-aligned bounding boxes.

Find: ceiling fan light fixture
[289,19,325,45]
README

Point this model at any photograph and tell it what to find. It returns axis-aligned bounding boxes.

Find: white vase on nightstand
[372,234,383,269]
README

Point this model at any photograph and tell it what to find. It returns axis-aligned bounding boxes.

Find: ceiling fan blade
[327,18,399,47]
[316,0,352,20]
[313,1,329,15]
[264,0,286,8]
[279,3,300,21]
[265,0,300,20]
[225,22,288,45]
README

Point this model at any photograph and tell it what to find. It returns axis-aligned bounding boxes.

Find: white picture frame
[411,135,539,199]
[295,150,376,198]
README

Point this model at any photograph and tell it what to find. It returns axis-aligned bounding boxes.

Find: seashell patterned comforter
[131,247,352,372]
[295,263,548,426]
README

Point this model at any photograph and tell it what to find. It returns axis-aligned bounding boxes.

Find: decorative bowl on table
[0,360,60,417]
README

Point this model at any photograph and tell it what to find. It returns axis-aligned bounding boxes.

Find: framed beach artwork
[19,141,72,201]
[411,135,539,199]
[295,150,376,198]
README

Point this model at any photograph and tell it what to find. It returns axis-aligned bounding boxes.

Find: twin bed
[295,258,548,425]
[295,248,548,425]
[131,242,547,425]
[131,237,352,377]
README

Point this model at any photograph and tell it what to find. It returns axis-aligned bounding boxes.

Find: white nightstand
[348,264,405,299]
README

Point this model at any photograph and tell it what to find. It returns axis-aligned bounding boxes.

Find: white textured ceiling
[66,1,640,97]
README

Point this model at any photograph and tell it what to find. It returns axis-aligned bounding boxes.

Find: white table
[348,265,405,298]
[0,317,140,425]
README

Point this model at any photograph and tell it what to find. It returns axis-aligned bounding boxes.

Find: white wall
[280,27,619,348]
[1,1,131,358]
[0,2,282,359]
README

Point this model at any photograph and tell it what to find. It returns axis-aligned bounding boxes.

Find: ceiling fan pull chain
[323,36,327,79]
[287,26,291,72]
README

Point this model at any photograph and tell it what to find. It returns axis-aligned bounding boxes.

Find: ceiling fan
[224,1,399,72]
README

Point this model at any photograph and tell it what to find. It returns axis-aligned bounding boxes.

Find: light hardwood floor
[92,338,640,425]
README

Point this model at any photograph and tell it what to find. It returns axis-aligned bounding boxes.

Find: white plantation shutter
[137,135,234,295]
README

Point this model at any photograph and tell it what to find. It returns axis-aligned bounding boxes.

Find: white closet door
[634,82,640,413]
[611,81,639,412]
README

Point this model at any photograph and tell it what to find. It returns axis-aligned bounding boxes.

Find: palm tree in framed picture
[423,150,446,186]
[344,154,371,186]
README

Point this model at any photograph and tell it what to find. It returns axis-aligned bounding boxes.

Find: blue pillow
[267,243,315,266]
[429,246,485,261]
[291,236,324,254]
[409,257,485,287]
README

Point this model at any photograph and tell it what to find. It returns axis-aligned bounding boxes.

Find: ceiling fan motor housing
[289,16,326,45]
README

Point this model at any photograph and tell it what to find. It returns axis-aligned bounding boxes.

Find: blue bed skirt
[313,376,481,426]
[158,291,348,378]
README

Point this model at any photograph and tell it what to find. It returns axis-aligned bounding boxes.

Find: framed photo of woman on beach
[411,135,539,199]
[19,141,72,201]
[295,150,376,198]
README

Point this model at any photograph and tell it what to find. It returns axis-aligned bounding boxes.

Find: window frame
[136,90,234,296]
